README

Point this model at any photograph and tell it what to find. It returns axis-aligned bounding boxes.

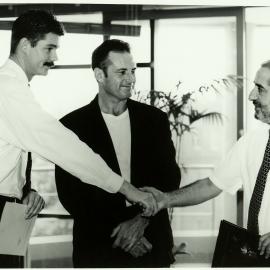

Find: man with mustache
[55,39,181,267]
[143,60,270,264]
[0,10,157,267]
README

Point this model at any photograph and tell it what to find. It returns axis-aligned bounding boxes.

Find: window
[245,7,270,131]
[154,16,238,263]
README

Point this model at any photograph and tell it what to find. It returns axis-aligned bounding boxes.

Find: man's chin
[121,91,132,99]
[255,113,270,124]
[38,69,49,76]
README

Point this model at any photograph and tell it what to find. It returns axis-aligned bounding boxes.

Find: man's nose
[51,50,58,62]
[249,87,257,101]
[129,73,136,83]
[125,73,135,85]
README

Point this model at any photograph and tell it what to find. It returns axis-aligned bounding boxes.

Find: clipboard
[0,202,37,256]
[212,220,270,267]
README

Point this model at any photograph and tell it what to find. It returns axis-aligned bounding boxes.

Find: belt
[0,195,22,203]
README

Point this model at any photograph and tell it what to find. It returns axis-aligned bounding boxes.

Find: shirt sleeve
[209,136,245,195]
[0,78,123,193]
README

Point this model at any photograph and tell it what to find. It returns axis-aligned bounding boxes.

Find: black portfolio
[212,220,270,267]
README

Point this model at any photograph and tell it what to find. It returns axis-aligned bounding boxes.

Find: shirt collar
[5,59,29,87]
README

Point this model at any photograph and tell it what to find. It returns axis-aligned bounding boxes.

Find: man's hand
[140,186,166,214]
[118,181,157,216]
[22,190,45,219]
[259,233,270,259]
[129,237,152,258]
[111,215,149,252]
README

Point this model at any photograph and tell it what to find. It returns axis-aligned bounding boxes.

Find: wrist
[137,214,150,225]
[134,215,150,231]
[118,179,136,197]
[118,181,140,205]
[161,192,170,209]
[118,180,131,196]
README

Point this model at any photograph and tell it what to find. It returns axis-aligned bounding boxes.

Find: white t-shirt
[0,59,124,198]
[102,109,131,183]
[210,122,270,234]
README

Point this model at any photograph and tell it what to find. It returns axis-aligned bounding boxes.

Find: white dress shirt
[0,59,123,199]
[210,122,270,235]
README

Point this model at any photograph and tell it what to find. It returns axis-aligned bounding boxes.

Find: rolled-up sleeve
[0,78,123,193]
[209,137,245,195]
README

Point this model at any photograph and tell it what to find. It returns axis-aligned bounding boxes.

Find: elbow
[204,178,222,199]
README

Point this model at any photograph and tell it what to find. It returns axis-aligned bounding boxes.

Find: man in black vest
[55,39,181,267]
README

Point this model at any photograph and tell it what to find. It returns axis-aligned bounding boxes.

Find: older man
[144,60,270,263]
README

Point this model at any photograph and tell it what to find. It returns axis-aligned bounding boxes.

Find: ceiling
[0,4,233,20]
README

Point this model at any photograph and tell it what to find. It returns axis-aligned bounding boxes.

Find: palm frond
[190,111,223,125]
[133,75,243,138]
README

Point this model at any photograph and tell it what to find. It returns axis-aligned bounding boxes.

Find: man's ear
[18,38,31,54]
[94,68,105,83]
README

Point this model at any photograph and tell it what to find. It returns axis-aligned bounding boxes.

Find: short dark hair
[261,60,270,70]
[10,9,64,54]
[91,39,130,76]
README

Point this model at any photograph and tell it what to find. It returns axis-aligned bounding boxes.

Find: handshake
[138,186,169,216]
[120,180,169,216]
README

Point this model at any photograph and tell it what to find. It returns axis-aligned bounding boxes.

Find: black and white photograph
[0,0,270,268]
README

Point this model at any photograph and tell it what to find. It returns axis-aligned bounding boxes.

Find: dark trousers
[73,246,172,268]
[0,255,23,268]
[0,196,24,268]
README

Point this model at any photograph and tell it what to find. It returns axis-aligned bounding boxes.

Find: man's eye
[258,87,264,93]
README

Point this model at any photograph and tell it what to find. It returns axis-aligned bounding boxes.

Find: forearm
[1,86,124,193]
[163,178,222,208]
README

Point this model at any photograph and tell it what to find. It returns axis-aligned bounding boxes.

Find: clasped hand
[111,215,151,258]
[259,232,270,259]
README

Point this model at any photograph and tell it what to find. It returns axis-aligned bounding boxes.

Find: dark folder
[212,220,270,267]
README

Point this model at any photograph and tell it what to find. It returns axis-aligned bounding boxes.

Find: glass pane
[245,7,270,131]
[132,67,151,97]
[0,30,11,66]
[57,13,102,23]
[31,68,98,119]
[32,218,73,237]
[155,17,237,91]
[57,33,103,65]
[155,17,237,236]
[111,20,151,63]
